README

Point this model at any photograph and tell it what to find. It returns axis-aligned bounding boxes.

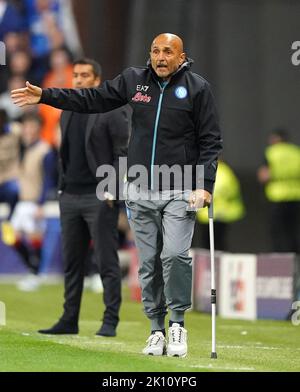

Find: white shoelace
[147,333,163,346]
[170,327,183,343]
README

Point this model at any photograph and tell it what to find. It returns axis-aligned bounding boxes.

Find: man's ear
[179,52,186,65]
[95,77,101,86]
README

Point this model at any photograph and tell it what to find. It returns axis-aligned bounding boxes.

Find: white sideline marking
[218,344,280,350]
[220,325,295,331]
[189,364,255,371]
[44,336,125,346]
[0,274,63,284]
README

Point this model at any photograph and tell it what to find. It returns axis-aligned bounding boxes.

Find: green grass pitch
[0,283,299,372]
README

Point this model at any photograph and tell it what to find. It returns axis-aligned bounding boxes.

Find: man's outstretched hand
[11,81,42,107]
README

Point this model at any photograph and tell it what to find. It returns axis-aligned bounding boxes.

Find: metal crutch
[208,199,217,359]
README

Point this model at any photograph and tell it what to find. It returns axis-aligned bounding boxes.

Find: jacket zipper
[150,81,168,190]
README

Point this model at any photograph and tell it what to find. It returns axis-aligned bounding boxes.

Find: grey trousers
[126,183,196,331]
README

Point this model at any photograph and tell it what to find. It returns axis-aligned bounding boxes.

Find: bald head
[152,33,184,53]
[150,33,186,81]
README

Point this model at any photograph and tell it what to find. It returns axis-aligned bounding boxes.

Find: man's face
[36,0,50,12]
[72,64,101,89]
[22,120,41,146]
[150,35,186,80]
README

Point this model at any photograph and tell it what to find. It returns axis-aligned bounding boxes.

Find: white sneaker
[84,274,103,293]
[90,274,103,293]
[167,323,188,357]
[17,275,41,292]
[142,331,166,356]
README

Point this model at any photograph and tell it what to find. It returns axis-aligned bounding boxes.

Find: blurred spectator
[8,50,36,82]
[8,112,56,290]
[0,75,27,120]
[0,108,20,219]
[196,160,245,251]
[41,123,60,201]
[0,0,83,281]
[257,129,300,253]
[56,0,82,57]
[0,0,81,93]
[24,0,63,57]
[39,48,73,145]
[24,0,82,55]
[23,0,81,83]
[33,124,60,283]
[3,31,28,54]
[8,1,25,12]
[43,47,73,88]
[0,32,28,93]
[23,0,62,82]
[0,0,25,41]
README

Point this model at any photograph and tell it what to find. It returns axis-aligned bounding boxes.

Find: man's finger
[11,88,27,95]
[12,98,23,104]
[11,92,26,99]
[13,99,26,106]
[20,101,31,107]
[11,87,27,93]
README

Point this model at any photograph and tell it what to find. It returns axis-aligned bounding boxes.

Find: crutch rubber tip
[211,352,217,359]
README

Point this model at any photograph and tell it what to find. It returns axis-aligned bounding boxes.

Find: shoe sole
[143,346,167,356]
[167,353,187,358]
[145,353,161,356]
[167,348,187,358]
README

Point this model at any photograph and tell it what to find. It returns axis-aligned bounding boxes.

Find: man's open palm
[11,81,42,107]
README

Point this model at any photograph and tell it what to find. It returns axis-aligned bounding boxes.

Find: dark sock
[169,320,184,328]
[151,329,166,336]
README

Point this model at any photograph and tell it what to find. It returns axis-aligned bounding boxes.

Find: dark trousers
[270,201,299,253]
[59,192,121,327]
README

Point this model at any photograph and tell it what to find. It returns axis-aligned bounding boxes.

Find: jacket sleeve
[195,82,223,193]
[40,71,129,113]
[107,106,131,199]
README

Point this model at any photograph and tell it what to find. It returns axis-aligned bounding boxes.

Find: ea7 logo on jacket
[132,92,152,103]
[136,85,149,92]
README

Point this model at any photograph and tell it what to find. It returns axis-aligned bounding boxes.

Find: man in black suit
[38,58,130,337]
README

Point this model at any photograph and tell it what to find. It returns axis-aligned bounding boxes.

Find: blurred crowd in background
[0,0,81,136]
[0,0,132,291]
[0,0,299,291]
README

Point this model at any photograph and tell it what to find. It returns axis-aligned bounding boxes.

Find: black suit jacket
[59,106,130,198]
